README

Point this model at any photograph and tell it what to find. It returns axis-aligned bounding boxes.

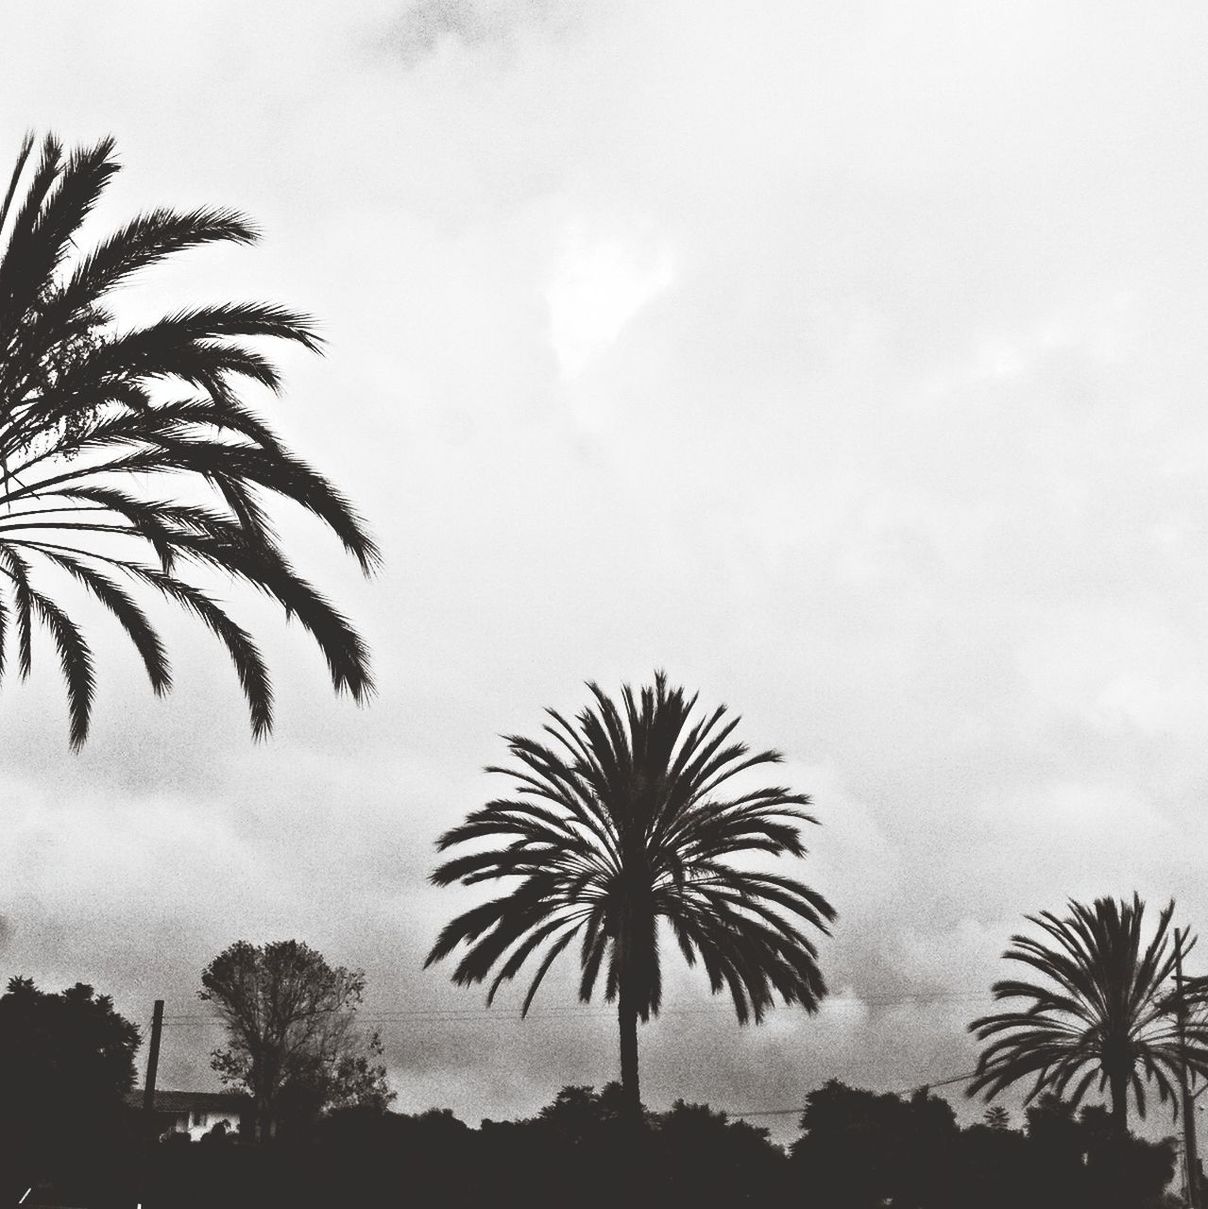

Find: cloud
[4,0,1208,1141]
[546,221,675,380]
[383,0,571,65]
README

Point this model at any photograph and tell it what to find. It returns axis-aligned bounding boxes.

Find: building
[126,1089,252,1141]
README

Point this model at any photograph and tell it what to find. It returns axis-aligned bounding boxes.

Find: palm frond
[967,895,1208,1126]
[427,672,834,1030]
[0,132,376,744]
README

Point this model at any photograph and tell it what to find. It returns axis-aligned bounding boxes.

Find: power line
[726,1068,981,1118]
[151,990,988,1120]
[155,989,995,1027]
[148,1000,984,1125]
[896,1068,981,1094]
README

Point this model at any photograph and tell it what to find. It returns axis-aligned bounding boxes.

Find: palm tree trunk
[618,989,641,1122]
[1108,1069,1128,1134]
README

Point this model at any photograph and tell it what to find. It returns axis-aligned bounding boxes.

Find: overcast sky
[4,0,1208,1143]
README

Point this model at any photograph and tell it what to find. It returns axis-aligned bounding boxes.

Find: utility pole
[138,1000,165,1209]
[142,1000,164,1120]
[1175,930,1200,1209]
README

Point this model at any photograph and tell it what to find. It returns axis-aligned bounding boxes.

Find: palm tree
[968,895,1208,1131]
[425,671,836,1121]
[0,133,377,745]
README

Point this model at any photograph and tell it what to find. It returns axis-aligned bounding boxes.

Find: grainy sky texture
[4,0,1208,1141]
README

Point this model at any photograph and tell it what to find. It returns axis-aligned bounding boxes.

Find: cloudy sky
[4,0,1208,1142]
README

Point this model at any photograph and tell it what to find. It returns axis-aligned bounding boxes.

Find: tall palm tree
[968,895,1208,1131]
[0,133,377,745]
[425,672,836,1120]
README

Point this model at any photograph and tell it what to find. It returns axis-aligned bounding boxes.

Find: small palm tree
[0,134,377,745]
[968,895,1208,1131]
[426,672,836,1120]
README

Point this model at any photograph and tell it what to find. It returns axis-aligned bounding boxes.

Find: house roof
[126,1089,251,1113]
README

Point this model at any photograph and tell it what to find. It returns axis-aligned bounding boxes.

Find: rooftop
[125,1089,251,1113]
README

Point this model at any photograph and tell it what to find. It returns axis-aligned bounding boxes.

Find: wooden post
[138,1000,165,1209]
[1176,931,1200,1209]
[142,1000,164,1119]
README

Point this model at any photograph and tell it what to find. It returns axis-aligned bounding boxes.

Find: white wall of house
[164,1109,239,1141]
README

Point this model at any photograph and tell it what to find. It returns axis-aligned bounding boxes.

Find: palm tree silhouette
[968,895,1208,1131]
[426,672,835,1120]
[0,134,377,745]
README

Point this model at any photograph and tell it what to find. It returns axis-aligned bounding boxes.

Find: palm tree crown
[968,895,1208,1128]
[426,672,835,1115]
[0,134,378,745]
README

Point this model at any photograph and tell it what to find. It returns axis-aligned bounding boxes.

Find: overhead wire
[725,1068,982,1118]
[154,988,997,1028]
[146,994,988,1123]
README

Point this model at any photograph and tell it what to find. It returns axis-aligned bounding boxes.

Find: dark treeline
[7,1079,1181,1209]
[148,1082,1177,1209]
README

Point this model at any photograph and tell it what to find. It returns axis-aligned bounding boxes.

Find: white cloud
[4,0,1208,1134]
[546,221,675,380]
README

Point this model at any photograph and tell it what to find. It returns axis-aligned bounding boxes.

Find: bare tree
[200,940,390,1140]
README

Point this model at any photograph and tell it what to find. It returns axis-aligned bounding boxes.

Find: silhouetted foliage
[16,1067,1175,1209]
[426,671,835,1119]
[1076,1102,1178,1209]
[959,1116,1031,1209]
[0,133,378,746]
[537,1081,629,1140]
[968,895,1208,1130]
[477,1084,785,1209]
[0,976,140,1205]
[1018,1095,1177,1209]
[1023,1095,1094,1208]
[790,1079,961,1208]
[656,1098,785,1205]
[199,939,392,1141]
[788,1081,1175,1209]
[134,1084,784,1209]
